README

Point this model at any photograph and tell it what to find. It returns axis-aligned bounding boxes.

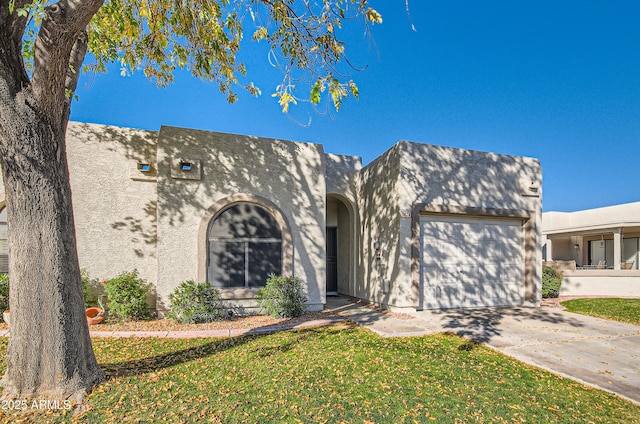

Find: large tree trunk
[0,0,106,402]
[0,104,104,402]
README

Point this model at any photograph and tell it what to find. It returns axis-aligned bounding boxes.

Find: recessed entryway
[326,227,338,293]
[326,194,356,297]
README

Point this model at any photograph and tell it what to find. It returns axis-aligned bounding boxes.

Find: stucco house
[0,122,543,312]
[542,202,640,296]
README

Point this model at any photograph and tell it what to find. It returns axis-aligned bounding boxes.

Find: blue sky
[70,1,639,212]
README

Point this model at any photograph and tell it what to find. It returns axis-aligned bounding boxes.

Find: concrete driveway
[326,296,640,405]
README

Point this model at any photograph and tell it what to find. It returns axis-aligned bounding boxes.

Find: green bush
[167,280,224,324]
[256,275,308,318]
[81,269,105,308]
[0,274,9,312]
[104,270,151,320]
[542,265,563,298]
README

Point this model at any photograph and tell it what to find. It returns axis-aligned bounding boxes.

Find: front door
[326,227,338,293]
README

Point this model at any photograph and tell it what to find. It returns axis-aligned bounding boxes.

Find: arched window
[207,203,282,288]
[0,207,7,274]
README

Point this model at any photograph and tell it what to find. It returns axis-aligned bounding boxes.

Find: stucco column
[613,228,622,270]
[545,237,553,261]
[577,241,583,267]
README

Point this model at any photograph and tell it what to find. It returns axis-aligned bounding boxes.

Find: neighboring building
[542,202,640,296]
[0,122,543,312]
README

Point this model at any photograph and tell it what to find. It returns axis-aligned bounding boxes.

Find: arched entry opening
[326,194,356,296]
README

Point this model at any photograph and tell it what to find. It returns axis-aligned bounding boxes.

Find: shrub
[104,270,151,320]
[167,280,224,324]
[81,269,105,308]
[256,275,307,318]
[0,274,9,312]
[542,265,563,298]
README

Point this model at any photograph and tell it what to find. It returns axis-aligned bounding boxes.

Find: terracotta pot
[86,307,104,325]
[2,310,9,325]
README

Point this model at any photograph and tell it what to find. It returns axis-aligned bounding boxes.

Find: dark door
[326,227,338,293]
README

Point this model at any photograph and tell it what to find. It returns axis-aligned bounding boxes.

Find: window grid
[207,203,283,288]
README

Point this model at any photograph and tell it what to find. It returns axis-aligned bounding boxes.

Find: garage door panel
[423,282,523,309]
[480,264,499,280]
[501,262,522,280]
[422,266,440,283]
[421,238,445,256]
[463,225,482,241]
[462,242,480,258]
[483,241,502,258]
[501,248,523,262]
[458,264,480,283]
[435,268,459,285]
[420,215,524,309]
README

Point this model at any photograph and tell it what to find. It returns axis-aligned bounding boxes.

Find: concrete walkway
[325,296,640,405]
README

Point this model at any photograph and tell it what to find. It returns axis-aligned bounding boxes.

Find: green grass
[562,298,640,325]
[1,324,639,423]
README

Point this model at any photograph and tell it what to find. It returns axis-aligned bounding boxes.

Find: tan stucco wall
[325,154,361,297]
[402,142,542,307]
[542,203,640,271]
[357,141,542,309]
[543,202,640,234]
[561,270,640,296]
[1,121,544,313]
[155,126,326,311]
[545,236,576,262]
[355,144,402,306]
[325,153,361,201]
[0,122,159,307]
[66,122,159,302]
[396,141,541,212]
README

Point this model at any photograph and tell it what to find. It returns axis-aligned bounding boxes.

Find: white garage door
[420,215,524,309]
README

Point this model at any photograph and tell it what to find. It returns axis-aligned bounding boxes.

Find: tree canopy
[0,0,381,403]
[19,0,382,111]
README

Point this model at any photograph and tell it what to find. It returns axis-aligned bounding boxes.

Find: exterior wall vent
[137,162,152,172]
[171,158,202,180]
[129,160,157,181]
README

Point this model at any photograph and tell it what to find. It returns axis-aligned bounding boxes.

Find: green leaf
[310,79,323,104]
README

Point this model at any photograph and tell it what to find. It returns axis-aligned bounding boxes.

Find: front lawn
[1,324,638,423]
[561,298,640,325]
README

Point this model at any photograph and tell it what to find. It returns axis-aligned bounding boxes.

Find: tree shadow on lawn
[97,322,351,380]
[431,306,586,345]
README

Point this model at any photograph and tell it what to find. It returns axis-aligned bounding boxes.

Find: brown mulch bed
[85,309,343,332]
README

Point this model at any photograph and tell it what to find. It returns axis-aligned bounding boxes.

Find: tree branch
[1,0,31,43]
[62,30,87,126]
[30,0,104,125]
[0,0,31,96]
[0,0,32,152]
